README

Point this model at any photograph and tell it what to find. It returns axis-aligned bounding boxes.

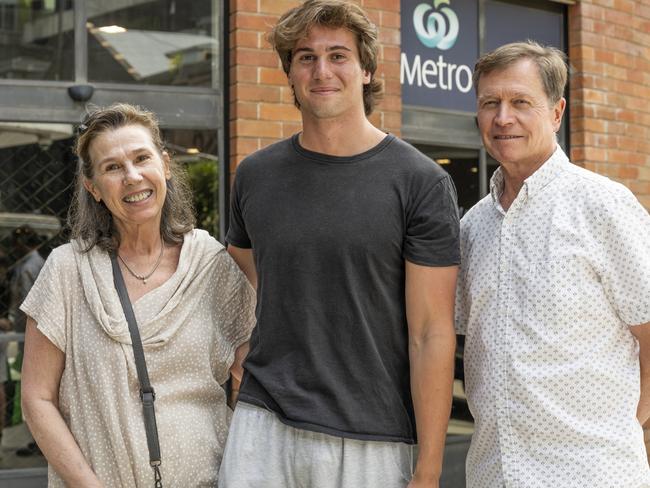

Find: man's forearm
[409,329,456,482]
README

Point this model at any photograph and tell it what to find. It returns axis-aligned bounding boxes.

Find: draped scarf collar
[72,229,223,346]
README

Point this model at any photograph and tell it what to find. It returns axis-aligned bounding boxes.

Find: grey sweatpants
[218,402,415,488]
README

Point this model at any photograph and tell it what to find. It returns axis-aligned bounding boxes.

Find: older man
[456,41,650,487]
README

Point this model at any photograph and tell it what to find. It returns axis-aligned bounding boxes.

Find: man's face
[288,25,370,121]
[476,59,565,172]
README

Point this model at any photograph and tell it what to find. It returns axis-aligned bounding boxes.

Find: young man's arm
[226,244,257,403]
[405,261,458,488]
[227,245,257,290]
[630,321,650,425]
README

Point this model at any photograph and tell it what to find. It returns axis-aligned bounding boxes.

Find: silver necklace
[117,238,164,285]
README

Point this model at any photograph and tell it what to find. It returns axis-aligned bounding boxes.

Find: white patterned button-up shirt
[456,147,650,488]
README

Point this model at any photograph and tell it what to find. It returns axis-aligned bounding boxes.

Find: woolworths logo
[413,0,459,50]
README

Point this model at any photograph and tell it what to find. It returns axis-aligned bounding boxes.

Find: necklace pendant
[117,237,164,287]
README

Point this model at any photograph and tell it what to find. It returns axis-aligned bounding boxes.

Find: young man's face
[476,58,565,173]
[288,25,371,122]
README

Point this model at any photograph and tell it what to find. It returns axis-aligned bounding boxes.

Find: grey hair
[473,40,568,104]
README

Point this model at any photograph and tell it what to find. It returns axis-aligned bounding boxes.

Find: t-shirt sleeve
[226,168,252,249]
[19,249,68,352]
[403,173,461,266]
[215,252,257,363]
[597,188,650,326]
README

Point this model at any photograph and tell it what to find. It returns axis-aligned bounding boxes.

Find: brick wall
[228,0,402,175]
[569,0,650,209]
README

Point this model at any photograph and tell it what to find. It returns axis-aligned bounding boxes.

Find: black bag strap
[111,254,163,488]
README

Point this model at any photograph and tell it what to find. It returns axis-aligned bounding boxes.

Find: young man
[456,41,650,487]
[219,1,460,487]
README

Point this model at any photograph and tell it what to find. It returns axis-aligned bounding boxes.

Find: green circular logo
[413,0,459,50]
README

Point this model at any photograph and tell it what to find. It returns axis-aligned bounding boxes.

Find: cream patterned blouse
[22,229,256,487]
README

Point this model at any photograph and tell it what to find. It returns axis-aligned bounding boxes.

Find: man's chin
[486,146,519,165]
[305,107,342,120]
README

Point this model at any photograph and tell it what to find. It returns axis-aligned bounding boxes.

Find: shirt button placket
[497,209,516,488]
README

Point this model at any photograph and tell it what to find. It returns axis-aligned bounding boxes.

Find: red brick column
[228,0,402,175]
[568,0,650,209]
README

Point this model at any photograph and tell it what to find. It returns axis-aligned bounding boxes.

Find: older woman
[20,103,255,487]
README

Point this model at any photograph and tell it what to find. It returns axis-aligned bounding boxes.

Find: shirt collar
[489,145,570,207]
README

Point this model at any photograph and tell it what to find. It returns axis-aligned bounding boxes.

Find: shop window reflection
[0,0,74,81]
[87,0,217,87]
[0,122,73,470]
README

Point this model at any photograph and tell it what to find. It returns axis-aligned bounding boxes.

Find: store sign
[401,0,478,112]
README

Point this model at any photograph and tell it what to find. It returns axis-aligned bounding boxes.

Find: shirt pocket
[524,254,597,337]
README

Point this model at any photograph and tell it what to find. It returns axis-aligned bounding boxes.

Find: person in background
[20,103,256,487]
[219,1,460,487]
[6,226,45,343]
[0,250,11,448]
[0,225,45,456]
[456,41,650,487]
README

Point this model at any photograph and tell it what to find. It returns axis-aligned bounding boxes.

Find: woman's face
[83,124,171,232]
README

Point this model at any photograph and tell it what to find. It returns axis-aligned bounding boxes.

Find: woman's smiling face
[83,124,171,232]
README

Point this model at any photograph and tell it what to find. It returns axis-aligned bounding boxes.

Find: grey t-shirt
[227,134,460,443]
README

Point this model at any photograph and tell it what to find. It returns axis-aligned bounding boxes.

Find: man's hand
[407,474,439,488]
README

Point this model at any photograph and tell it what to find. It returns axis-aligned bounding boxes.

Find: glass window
[414,145,481,216]
[0,122,74,475]
[0,0,75,81]
[486,0,565,52]
[87,0,218,87]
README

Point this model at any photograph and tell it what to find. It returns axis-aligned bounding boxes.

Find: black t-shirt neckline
[291,132,395,164]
